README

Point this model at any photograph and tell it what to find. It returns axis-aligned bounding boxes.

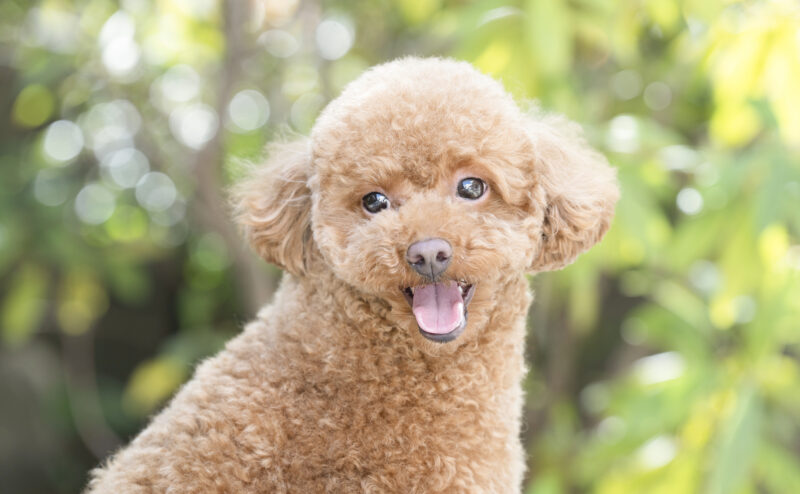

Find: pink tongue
[412,282,464,334]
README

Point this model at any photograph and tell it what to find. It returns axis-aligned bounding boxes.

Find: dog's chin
[402,280,476,343]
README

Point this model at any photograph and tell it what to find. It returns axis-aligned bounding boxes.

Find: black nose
[406,238,452,280]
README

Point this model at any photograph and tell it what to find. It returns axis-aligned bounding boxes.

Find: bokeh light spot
[676,187,703,215]
[33,169,69,206]
[785,245,800,270]
[158,65,201,105]
[688,260,721,295]
[43,120,84,162]
[606,115,639,153]
[644,81,672,110]
[102,37,141,77]
[75,183,116,225]
[99,11,140,80]
[24,6,79,53]
[659,145,700,171]
[282,64,320,97]
[637,436,678,469]
[99,11,135,46]
[150,199,186,227]
[101,148,150,189]
[136,172,177,212]
[80,100,141,160]
[633,351,685,385]
[258,30,298,58]
[611,70,642,100]
[316,19,353,60]
[253,0,300,27]
[596,416,627,443]
[169,103,219,149]
[227,89,270,132]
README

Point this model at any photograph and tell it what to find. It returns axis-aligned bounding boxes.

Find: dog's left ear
[525,112,619,272]
[232,138,313,276]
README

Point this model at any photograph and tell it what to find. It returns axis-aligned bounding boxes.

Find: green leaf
[705,384,761,494]
[524,0,573,79]
[1,264,48,346]
[11,84,55,129]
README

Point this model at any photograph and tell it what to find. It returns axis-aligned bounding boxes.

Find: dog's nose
[406,238,452,280]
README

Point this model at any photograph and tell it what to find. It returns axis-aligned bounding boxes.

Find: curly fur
[87,57,618,493]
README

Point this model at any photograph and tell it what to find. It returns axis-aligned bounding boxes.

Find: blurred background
[1,0,799,492]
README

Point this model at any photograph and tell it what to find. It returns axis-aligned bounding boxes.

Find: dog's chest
[264,358,523,492]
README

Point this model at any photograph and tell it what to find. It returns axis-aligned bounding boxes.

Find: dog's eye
[457,178,486,200]
[362,192,390,213]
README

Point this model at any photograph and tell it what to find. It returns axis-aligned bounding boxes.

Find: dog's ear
[232,138,313,276]
[525,112,619,272]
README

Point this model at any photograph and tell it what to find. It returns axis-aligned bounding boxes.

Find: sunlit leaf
[645,0,680,32]
[473,38,512,76]
[709,102,761,147]
[757,224,789,271]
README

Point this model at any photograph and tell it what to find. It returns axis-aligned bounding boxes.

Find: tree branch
[192,0,276,316]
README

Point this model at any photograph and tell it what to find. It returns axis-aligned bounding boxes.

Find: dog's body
[88,58,617,493]
[89,271,530,492]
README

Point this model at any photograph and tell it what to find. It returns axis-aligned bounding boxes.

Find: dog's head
[234,58,618,350]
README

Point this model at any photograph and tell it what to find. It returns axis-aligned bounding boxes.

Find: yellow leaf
[473,39,512,76]
[709,102,761,147]
[709,294,737,330]
[758,224,789,270]
[123,356,187,417]
[764,30,800,145]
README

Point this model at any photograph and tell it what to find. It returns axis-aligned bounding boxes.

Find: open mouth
[402,280,475,343]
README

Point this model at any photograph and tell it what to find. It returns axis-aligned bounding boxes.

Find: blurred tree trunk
[193,0,276,316]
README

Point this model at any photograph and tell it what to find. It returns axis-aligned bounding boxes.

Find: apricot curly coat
[87,57,618,493]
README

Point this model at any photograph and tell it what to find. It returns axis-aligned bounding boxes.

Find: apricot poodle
[87,57,618,493]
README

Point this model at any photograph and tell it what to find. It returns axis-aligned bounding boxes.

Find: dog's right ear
[232,138,313,276]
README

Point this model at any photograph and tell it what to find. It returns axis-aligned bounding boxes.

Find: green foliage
[1,0,799,492]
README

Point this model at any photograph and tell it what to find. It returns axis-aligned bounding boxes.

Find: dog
[87,57,618,493]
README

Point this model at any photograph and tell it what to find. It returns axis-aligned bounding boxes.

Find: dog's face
[235,58,618,352]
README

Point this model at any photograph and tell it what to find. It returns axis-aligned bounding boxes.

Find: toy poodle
[87,57,618,493]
